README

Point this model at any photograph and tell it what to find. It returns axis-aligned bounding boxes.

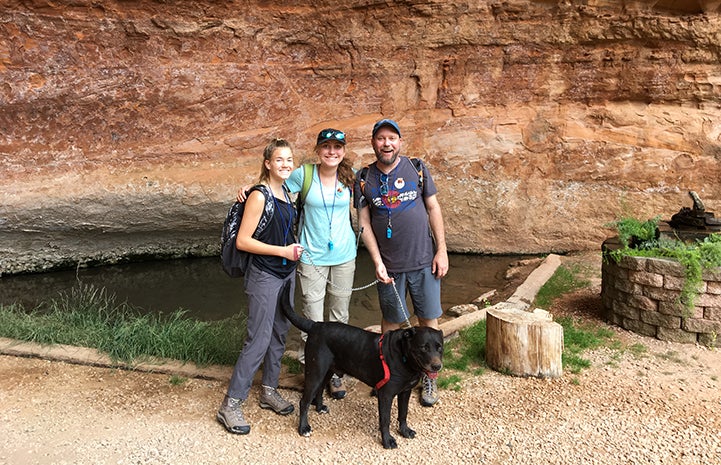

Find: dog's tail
[278,280,314,333]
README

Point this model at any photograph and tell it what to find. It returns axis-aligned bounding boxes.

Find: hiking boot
[259,385,294,415]
[420,374,439,407]
[217,395,251,435]
[329,374,346,400]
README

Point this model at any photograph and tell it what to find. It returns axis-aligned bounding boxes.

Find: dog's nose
[431,362,442,372]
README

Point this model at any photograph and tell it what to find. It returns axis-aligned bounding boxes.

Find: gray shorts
[377,267,442,324]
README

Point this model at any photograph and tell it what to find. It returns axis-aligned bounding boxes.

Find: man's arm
[358,205,392,284]
[425,194,449,278]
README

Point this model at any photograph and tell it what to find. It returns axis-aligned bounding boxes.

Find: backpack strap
[358,165,370,204]
[299,163,314,204]
[354,165,371,248]
[294,164,314,233]
[248,184,274,237]
[409,157,424,191]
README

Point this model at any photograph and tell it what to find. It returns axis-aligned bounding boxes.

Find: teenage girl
[217,138,303,435]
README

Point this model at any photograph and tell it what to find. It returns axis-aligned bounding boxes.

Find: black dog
[278,280,444,449]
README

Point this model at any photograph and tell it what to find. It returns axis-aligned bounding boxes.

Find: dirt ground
[1,253,720,465]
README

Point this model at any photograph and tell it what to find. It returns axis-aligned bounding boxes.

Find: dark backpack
[220,185,273,278]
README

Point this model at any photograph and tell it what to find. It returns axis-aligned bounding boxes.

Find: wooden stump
[485,304,563,378]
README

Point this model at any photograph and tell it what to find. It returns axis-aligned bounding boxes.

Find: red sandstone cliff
[1,0,720,273]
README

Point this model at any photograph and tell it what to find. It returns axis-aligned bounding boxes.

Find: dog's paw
[316,404,329,414]
[399,426,416,439]
[382,435,398,449]
[299,425,312,437]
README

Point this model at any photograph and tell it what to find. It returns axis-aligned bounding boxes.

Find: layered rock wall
[1,0,721,273]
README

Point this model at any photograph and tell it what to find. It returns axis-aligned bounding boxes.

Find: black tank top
[251,189,297,279]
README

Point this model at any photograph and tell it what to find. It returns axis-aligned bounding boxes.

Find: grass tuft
[535,265,590,308]
[0,283,247,366]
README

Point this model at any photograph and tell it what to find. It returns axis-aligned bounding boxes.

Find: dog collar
[375,334,391,390]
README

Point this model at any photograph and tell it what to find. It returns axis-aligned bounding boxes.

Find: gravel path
[1,254,720,465]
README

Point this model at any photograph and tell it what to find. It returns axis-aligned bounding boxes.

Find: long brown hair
[258,138,293,184]
[336,157,355,190]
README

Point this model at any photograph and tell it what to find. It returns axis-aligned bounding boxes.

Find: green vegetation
[610,215,661,248]
[437,373,463,392]
[607,215,721,312]
[443,319,487,374]
[535,264,591,308]
[282,354,303,375]
[440,263,619,388]
[441,312,615,384]
[0,262,635,392]
[557,316,615,374]
[0,283,247,367]
[169,375,188,385]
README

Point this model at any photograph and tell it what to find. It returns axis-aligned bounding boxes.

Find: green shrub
[608,216,660,248]
[607,216,721,312]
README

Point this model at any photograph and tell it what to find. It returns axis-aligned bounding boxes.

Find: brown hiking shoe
[259,385,294,415]
[329,374,347,400]
[217,396,250,434]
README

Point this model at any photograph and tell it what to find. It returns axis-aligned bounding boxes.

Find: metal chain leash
[299,249,412,327]
[300,249,378,292]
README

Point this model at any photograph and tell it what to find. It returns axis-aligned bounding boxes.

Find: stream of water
[0,250,525,331]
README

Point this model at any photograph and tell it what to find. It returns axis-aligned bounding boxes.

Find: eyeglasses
[380,174,389,196]
[321,130,345,141]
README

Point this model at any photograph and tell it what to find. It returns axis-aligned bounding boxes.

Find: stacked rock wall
[602,238,721,347]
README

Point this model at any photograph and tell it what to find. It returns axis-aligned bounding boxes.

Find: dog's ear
[402,327,417,340]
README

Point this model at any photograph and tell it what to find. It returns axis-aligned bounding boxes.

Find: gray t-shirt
[354,157,437,273]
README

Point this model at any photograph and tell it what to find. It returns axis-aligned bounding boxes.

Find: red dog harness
[375,334,391,390]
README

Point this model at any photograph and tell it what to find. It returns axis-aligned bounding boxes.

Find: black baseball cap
[316,128,346,145]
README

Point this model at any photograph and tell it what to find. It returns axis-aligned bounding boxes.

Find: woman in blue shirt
[284,128,357,400]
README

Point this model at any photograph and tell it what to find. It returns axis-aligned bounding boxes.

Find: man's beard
[375,149,399,166]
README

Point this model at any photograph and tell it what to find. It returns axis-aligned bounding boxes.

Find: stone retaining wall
[601,238,720,347]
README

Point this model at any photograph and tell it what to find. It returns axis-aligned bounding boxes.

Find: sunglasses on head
[322,130,345,141]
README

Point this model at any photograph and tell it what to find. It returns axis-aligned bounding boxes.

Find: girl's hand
[236,185,253,203]
[284,244,304,262]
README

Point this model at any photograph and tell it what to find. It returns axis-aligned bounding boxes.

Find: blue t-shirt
[286,165,356,266]
[354,157,437,273]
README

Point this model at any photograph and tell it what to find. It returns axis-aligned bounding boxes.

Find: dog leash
[299,249,379,292]
[300,249,413,328]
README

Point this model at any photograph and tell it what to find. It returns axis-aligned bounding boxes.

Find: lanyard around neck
[271,186,294,246]
[318,169,338,250]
